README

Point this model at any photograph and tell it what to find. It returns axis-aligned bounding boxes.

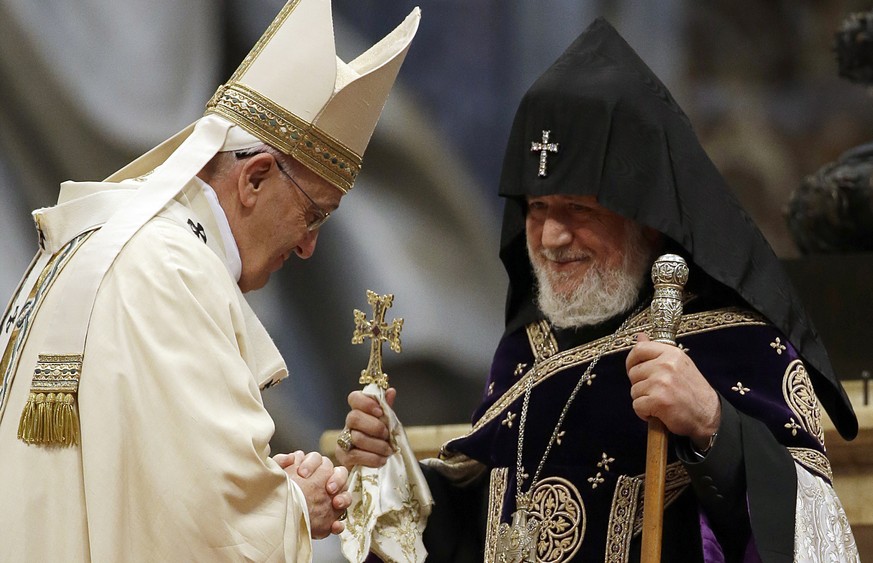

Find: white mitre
[109,0,421,193]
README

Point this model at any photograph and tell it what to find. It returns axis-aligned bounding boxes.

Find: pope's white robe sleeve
[77,217,311,561]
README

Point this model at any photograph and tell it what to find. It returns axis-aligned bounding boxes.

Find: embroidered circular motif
[782,359,825,445]
[528,476,586,562]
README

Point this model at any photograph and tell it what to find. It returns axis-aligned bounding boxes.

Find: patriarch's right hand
[335,388,397,470]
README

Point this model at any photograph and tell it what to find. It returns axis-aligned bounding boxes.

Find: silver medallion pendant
[495,508,540,563]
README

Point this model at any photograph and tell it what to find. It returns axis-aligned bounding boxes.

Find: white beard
[529,224,653,329]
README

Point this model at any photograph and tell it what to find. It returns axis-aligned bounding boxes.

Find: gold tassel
[17,354,82,446]
[17,392,39,443]
[54,392,80,446]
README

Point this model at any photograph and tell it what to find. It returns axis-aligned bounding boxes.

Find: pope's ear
[237,152,275,207]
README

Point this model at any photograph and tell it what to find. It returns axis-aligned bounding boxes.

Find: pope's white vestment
[0,177,312,562]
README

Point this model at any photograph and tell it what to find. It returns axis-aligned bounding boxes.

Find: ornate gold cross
[352,290,403,389]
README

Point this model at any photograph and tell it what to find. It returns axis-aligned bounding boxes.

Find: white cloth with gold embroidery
[0,177,314,561]
[339,382,433,563]
[794,465,859,562]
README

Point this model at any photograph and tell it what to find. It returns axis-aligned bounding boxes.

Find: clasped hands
[273,451,351,539]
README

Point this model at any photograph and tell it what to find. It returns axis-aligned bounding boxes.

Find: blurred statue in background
[787,9,873,255]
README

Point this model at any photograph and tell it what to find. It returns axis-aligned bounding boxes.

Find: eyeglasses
[274,161,331,232]
[235,150,331,232]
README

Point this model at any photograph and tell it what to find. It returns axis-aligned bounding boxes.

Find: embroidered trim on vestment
[18,354,82,445]
[469,307,766,434]
[606,475,642,563]
[484,467,509,563]
[527,320,558,362]
[429,452,487,487]
[605,462,690,562]
[782,359,825,446]
[789,447,833,483]
[528,476,585,562]
[0,231,94,424]
[633,463,690,535]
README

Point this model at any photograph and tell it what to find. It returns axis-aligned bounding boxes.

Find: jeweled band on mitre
[206,83,361,193]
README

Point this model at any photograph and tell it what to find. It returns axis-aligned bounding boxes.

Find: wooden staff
[641,254,689,563]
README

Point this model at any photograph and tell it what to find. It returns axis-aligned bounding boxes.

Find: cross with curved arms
[351,290,403,389]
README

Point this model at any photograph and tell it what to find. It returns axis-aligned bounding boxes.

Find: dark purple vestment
[440,300,829,562]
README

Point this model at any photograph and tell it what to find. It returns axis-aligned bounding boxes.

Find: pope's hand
[274,451,351,538]
[335,388,397,470]
[625,333,720,449]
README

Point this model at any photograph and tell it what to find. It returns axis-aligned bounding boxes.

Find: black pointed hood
[497,18,857,439]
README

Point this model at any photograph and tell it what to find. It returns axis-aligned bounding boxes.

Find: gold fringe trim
[17,354,82,446]
[18,392,80,446]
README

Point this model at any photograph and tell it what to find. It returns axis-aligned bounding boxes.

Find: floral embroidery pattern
[528,477,586,562]
[502,411,517,428]
[782,360,825,445]
[770,337,786,354]
[597,453,615,471]
[588,472,605,489]
[793,465,858,561]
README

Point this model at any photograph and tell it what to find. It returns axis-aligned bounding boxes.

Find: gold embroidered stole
[0,231,93,439]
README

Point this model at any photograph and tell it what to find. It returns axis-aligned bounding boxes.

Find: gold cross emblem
[352,290,403,389]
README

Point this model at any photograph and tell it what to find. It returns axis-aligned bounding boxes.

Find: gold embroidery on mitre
[789,447,833,482]
[484,467,509,563]
[527,476,586,562]
[203,0,359,193]
[18,354,82,446]
[782,359,825,445]
[207,83,360,193]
